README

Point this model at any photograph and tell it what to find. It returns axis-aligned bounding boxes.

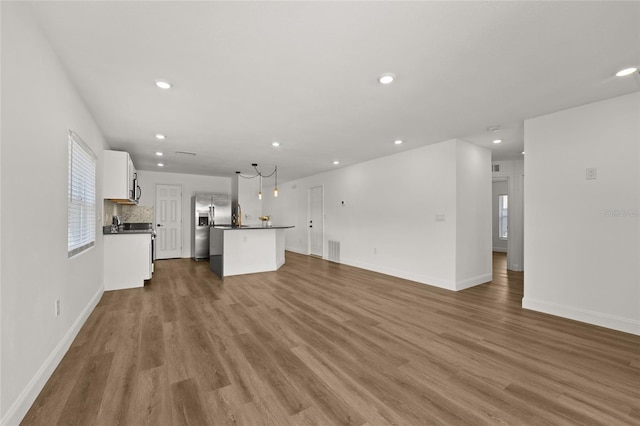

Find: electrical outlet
[436,214,446,222]
[55,299,60,317]
[586,167,597,180]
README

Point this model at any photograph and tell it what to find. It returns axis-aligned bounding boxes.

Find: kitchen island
[209,225,294,278]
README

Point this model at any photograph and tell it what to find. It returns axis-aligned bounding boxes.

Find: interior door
[155,184,182,259]
[308,186,324,257]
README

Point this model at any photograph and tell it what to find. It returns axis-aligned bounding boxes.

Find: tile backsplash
[103,201,154,225]
[103,200,122,226]
[121,204,154,223]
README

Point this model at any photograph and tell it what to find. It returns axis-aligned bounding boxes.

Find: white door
[155,184,182,259]
[308,186,324,257]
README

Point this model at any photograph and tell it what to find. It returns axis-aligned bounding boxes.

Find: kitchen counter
[210,225,294,278]
[212,225,294,230]
[102,225,154,235]
[104,233,153,290]
[103,229,154,235]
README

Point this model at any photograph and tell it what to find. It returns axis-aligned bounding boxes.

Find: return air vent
[492,164,500,172]
[328,240,341,263]
[175,151,197,156]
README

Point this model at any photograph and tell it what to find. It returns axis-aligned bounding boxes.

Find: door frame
[154,183,183,259]
[307,185,324,257]
[492,177,509,253]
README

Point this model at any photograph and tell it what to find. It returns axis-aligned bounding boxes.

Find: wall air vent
[328,240,341,263]
[175,151,197,156]
[492,164,500,172]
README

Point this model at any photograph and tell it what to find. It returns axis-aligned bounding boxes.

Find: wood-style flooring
[23,252,640,425]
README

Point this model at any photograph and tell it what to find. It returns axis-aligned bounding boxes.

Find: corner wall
[1,3,107,423]
[455,141,492,289]
[264,139,491,291]
[523,92,640,335]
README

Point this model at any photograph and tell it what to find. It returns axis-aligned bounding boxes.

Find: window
[498,194,508,240]
[68,131,96,257]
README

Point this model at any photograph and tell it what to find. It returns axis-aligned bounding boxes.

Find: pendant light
[274,167,278,197]
[236,163,278,199]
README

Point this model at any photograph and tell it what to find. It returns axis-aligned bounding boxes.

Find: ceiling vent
[175,151,197,157]
[492,164,500,172]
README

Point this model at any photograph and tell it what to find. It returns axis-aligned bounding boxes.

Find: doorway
[492,178,509,276]
[155,184,182,259]
[308,186,324,257]
[492,179,508,254]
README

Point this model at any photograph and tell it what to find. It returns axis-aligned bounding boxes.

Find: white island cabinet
[209,226,293,278]
[104,234,152,290]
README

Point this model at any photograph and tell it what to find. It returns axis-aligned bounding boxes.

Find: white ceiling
[28,1,639,182]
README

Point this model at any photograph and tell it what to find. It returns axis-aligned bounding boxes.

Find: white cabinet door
[128,156,135,200]
[103,150,136,203]
[104,234,151,290]
[155,184,182,259]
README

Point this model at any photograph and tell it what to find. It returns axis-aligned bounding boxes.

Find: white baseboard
[455,273,493,291]
[339,257,456,291]
[508,263,523,272]
[285,246,308,256]
[522,297,640,336]
[1,286,103,426]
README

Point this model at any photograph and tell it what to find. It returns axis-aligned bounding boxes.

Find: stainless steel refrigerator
[191,193,231,260]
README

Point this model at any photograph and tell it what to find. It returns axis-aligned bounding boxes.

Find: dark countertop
[103,229,154,235]
[103,224,154,235]
[212,225,294,230]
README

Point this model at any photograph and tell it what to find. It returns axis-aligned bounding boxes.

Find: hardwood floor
[23,252,640,425]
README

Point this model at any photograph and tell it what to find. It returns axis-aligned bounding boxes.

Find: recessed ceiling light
[378,73,395,84]
[157,163,164,167]
[394,139,403,145]
[156,152,163,156]
[522,151,525,155]
[493,139,502,144]
[272,141,280,147]
[155,134,166,140]
[333,160,340,165]
[155,80,172,89]
[615,67,638,77]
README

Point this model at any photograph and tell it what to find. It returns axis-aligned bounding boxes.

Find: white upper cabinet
[103,150,138,204]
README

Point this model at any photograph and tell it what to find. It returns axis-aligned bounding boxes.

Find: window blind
[68,131,96,257]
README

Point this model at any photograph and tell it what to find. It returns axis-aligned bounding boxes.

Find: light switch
[586,168,597,180]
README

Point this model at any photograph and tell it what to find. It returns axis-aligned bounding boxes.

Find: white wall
[491,159,525,270]
[136,170,231,258]
[1,3,108,424]
[524,92,640,335]
[455,142,492,289]
[264,139,492,290]
[238,176,263,226]
[492,180,508,252]
[0,1,4,418]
